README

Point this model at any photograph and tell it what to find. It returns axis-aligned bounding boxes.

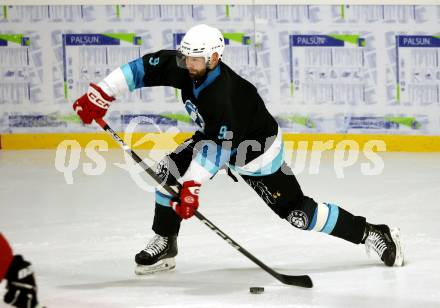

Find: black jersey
[124,49,281,176]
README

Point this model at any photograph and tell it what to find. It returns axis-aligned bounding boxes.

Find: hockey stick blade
[277,274,313,288]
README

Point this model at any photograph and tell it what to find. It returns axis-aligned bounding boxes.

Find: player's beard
[188,67,207,81]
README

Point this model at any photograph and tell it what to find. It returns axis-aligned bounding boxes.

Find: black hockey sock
[329,207,367,244]
[152,203,182,237]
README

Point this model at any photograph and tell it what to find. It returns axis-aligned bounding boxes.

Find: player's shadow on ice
[58,267,301,296]
[58,261,383,296]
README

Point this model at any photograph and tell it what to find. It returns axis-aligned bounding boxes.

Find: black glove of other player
[4,255,40,308]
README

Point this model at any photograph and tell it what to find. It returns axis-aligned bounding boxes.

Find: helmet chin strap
[205,55,220,71]
[205,58,212,70]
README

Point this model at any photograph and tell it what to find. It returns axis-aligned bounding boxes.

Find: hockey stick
[95,118,313,288]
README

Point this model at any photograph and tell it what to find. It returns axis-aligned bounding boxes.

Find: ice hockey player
[73,24,404,274]
[0,233,43,308]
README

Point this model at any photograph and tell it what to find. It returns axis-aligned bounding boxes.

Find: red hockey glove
[171,181,201,219]
[72,83,114,125]
[0,233,13,281]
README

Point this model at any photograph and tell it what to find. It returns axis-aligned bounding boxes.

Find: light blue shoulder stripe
[120,64,135,91]
[121,58,145,91]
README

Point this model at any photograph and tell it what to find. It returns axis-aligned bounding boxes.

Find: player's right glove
[72,83,114,125]
[4,255,40,308]
[171,181,201,219]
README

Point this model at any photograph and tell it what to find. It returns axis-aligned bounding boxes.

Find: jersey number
[149,57,159,66]
[218,125,230,140]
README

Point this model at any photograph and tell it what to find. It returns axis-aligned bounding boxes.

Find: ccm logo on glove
[73,83,114,125]
[171,181,201,219]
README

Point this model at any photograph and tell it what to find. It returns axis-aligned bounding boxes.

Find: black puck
[249,287,264,294]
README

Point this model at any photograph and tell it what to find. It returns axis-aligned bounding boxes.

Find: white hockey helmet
[176,24,225,68]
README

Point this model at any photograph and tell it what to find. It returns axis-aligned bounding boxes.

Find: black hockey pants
[151,137,366,245]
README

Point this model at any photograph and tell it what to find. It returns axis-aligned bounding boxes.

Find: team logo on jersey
[184,99,205,130]
[287,210,309,230]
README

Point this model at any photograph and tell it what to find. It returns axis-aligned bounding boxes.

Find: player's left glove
[3,255,40,308]
[171,181,201,219]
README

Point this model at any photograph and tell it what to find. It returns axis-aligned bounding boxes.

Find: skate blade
[135,258,176,275]
[390,227,404,266]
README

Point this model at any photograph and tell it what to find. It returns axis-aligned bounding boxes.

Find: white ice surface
[1,150,440,308]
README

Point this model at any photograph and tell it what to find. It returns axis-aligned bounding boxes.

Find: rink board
[1,132,440,151]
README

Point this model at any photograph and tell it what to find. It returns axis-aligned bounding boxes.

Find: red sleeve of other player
[0,233,14,281]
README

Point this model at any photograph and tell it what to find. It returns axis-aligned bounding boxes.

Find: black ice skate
[363,224,404,266]
[135,234,178,275]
